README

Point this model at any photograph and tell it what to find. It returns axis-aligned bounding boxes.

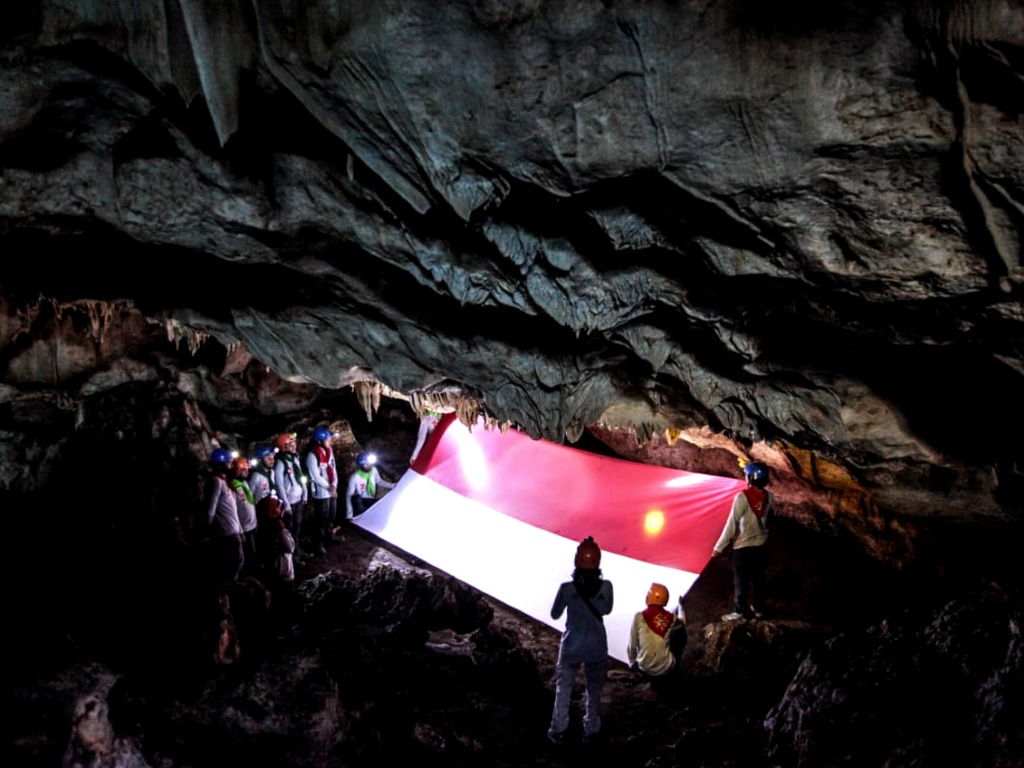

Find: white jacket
[344,466,395,517]
[714,488,772,554]
[627,610,683,676]
[306,446,338,500]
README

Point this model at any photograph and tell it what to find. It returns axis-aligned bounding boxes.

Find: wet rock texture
[1,222,1021,768]
[3,2,1024,766]
[0,0,1022,536]
[766,589,1024,767]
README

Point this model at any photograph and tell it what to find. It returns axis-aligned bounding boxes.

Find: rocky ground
[295,521,770,766]
[13,478,1021,768]
[283,512,879,767]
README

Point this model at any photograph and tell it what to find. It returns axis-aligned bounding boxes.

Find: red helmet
[258,495,282,520]
[574,536,601,569]
[276,432,296,451]
[231,456,249,472]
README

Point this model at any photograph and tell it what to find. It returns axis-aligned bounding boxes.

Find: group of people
[206,428,775,748]
[547,460,774,747]
[201,427,396,587]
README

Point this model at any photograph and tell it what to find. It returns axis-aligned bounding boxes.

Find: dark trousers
[214,533,244,584]
[287,500,306,551]
[732,545,767,615]
[240,529,258,577]
[314,496,338,545]
[350,494,376,518]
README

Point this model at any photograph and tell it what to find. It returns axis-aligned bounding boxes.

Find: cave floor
[295,520,778,765]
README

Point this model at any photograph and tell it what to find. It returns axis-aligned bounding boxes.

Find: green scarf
[356,467,375,497]
[281,453,307,485]
[231,478,254,506]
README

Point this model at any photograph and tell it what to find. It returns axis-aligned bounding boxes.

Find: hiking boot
[582,731,601,745]
[721,612,745,621]
[547,730,567,746]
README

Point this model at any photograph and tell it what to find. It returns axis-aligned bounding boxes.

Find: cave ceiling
[1,1,1023,526]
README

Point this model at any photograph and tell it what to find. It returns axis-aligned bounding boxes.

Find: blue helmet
[744,462,770,487]
[313,427,332,442]
[356,452,376,467]
[254,445,275,460]
[210,448,233,466]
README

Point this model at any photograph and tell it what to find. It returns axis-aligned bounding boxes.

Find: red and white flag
[355,414,743,663]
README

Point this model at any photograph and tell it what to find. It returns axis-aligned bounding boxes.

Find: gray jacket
[550,578,614,664]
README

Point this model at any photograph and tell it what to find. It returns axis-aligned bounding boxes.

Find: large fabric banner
[354,414,743,664]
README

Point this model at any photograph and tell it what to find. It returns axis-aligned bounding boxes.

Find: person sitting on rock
[626,583,687,678]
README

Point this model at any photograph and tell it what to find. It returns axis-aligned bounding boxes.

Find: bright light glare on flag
[644,509,665,535]
[665,474,710,488]
[453,427,489,490]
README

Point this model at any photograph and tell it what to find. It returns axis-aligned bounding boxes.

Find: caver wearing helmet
[574,536,602,570]
[345,450,395,520]
[229,455,258,561]
[743,461,770,488]
[203,447,244,583]
[273,432,309,557]
[547,535,614,745]
[713,460,775,621]
[627,582,686,678]
[306,424,340,552]
[254,493,293,580]
[249,446,276,504]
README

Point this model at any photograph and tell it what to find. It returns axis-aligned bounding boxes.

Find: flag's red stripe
[414,414,744,574]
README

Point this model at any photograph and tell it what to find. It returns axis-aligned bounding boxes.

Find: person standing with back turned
[547,536,614,746]
[713,460,774,621]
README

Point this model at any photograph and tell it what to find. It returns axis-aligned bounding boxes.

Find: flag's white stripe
[354,470,696,665]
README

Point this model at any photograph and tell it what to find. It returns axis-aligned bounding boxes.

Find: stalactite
[46,298,128,345]
[351,380,373,422]
[164,319,210,355]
